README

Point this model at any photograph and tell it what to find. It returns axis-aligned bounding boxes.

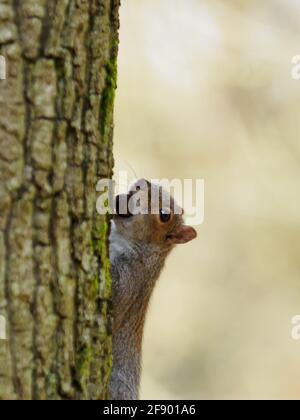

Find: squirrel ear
[169,225,197,245]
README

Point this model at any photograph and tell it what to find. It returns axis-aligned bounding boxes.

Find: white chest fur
[109,221,134,263]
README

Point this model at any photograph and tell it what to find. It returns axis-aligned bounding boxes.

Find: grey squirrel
[109,179,197,400]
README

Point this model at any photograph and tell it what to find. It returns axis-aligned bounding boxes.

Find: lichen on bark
[0,0,120,400]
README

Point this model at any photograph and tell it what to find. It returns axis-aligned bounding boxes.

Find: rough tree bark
[0,0,120,400]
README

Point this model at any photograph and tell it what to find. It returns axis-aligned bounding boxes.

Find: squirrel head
[113,179,197,250]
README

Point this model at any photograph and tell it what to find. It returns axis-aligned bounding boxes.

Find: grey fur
[109,181,197,400]
[109,222,170,400]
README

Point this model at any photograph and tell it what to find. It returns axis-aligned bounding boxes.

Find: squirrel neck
[110,222,170,336]
[109,221,171,399]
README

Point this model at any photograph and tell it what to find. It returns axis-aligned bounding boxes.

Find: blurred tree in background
[0,0,120,400]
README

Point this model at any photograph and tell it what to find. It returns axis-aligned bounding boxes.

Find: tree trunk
[0,0,120,400]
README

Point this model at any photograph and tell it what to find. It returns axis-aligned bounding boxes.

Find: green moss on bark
[0,0,120,400]
[100,60,118,139]
[91,215,112,301]
[75,346,93,396]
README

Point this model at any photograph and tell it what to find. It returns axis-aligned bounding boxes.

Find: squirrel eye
[159,209,171,223]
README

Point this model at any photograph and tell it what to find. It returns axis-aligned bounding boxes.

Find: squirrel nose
[115,194,133,218]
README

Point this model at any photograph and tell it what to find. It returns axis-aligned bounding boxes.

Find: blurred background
[114,0,300,399]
